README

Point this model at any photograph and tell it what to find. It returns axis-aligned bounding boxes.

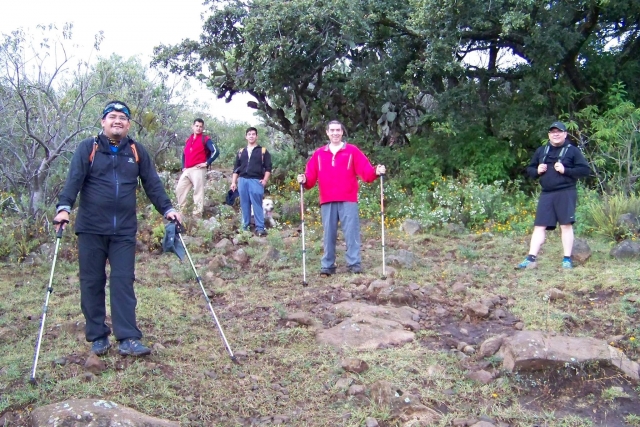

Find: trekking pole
[174,221,238,364]
[300,183,308,286]
[380,174,387,280]
[30,219,68,385]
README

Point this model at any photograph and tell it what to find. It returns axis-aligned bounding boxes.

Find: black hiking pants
[78,233,141,342]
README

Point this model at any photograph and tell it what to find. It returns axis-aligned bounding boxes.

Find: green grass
[1,222,639,426]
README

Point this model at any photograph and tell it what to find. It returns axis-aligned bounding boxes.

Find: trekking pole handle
[53,219,69,238]
[170,218,185,234]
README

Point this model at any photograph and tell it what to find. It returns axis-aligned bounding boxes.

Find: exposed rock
[610,239,640,259]
[572,238,591,264]
[334,377,353,390]
[367,278,394,295]
[499,330,640,380]
[445,222,466,234]
[401,219,422,236]
[285,312,315,327]
[375,265,397,278]
[31,399,180,426]
[467,370,493,384]
[231,249,249,264]
[479,334,507,358]
[215,238,232,249]
[386,249,418,269]
[341,357,369,374]
[258,246,280,267]
[369,380,441,426]
[84,354,107,375]
[317,302,418,349]
[348,384,366,395]
[202,217,220,231]
[208,255,228,270]
[376,286,416,307]
[617,213,640,231]
[470,422,496,427]
[463,301,490,318]
[365,417,380,427]
[547,288,566,300]
[451,282,468,294]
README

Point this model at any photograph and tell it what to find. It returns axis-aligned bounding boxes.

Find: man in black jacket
[54,100,181,356]
[230,127,272,236]
[516,121,591,270]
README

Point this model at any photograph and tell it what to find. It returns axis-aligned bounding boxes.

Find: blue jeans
[320,202,361,269]
[238,177,265,231]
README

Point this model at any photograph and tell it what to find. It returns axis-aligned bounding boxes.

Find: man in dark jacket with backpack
[230,127,272,236]
[516,121,590,270]
[176,118,219,216]
[54,100,181,356]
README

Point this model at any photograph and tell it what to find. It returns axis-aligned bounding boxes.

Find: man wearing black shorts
[516,121,590,269]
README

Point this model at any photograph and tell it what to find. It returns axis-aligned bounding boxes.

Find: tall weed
[580,190,640,241]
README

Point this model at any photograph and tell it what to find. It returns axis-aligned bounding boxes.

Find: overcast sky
[0,0,257,124]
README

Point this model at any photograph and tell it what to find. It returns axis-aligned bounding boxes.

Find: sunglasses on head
[102,102,131,118]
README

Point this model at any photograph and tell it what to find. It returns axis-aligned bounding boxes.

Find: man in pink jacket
[298,120,386,275]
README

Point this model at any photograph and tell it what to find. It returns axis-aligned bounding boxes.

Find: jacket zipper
[113,154,119,233]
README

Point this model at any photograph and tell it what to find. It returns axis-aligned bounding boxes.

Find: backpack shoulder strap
[540,144,551,164]
[89,136,99,164]
[130,141,140,163]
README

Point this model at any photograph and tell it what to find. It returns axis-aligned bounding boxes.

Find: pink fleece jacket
[303,142,378,204]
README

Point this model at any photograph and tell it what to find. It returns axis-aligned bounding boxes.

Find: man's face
[326,124,343,144]
[246,130,257,144]
[192,121,204,135]
[548,128,567,147]
[101,112,130,141]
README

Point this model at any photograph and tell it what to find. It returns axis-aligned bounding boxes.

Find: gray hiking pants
[320,201,361,270]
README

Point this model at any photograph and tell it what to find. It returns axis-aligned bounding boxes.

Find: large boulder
[499,331,639,381]
[31,399,180,427]
[610,239,640,259]
[401,219,422,236]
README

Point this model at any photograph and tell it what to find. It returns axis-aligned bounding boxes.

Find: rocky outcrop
[31,399,180,427]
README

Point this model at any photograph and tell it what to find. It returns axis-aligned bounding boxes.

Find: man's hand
[538,164,548,175]
[166,211,182,224]
[297,174,306,184]
[53,211,70,232]
[376,165,386,175]
[230,182,237,191]
[554,162,565,174]
[198,162,208,169]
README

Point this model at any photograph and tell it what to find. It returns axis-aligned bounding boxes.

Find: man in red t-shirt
[176,118,219,216]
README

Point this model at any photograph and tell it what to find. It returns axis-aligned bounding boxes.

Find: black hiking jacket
[525,141,591,193]
[57,134,173,235]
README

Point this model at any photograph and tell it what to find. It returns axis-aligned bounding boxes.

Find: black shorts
[534,188,577,230]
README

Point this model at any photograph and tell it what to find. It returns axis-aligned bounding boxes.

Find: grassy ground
[1,220,639,426]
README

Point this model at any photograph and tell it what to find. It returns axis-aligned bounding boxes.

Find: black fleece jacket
[525,141,591,192]
[233,145,272,179]
[57,134,174,235]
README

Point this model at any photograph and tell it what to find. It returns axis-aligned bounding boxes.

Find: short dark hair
[194,118,204,125]
[326,120,347,137]
[246,127,258,135]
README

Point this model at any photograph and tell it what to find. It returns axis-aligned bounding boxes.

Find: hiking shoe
[118,338,151,356]
[256,229,267,237]
[91,337,111,356]
[347,265,362,274]
[515,258,537,270]
[320,267,336,276]
[562,259,573,269]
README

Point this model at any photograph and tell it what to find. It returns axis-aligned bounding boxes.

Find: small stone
[514,322,524,330]
[365,417,379,427]
[347,384,365,395]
